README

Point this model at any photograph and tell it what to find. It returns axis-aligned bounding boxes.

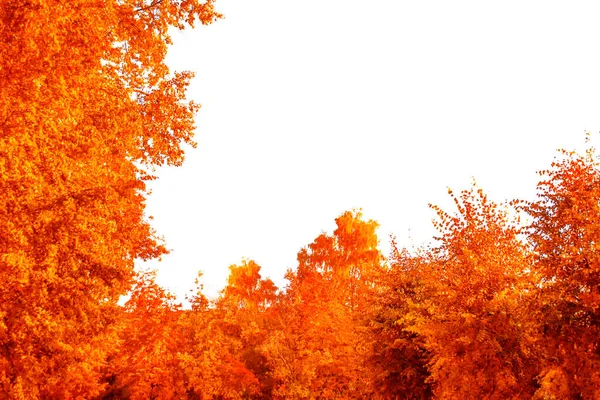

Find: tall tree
[525,147,600,398]
[266,210,383,399]
[102,271,187,399]
[212,260,277,399]
[177,262,276,399]
[369,244,432,399]
[0,0,220,397]
[409,186,539,399]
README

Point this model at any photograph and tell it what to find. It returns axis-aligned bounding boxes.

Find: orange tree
[0,0,219,397]
[524,146,600,398]
[176,262,276,399]
[213,260,278,398]
[265,211,383,399]
[407,186,539,399]
[101,271,187,399]
[368,244,432,399]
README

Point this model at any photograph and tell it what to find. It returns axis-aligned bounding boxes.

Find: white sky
[142,0,600,300]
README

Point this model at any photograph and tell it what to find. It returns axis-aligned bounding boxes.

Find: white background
[142,0,600,301]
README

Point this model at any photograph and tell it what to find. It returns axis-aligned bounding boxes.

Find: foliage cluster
[2,1,600,398]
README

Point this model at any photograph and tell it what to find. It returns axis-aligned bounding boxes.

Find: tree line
[101,158,600,399]
[2,0,599,398]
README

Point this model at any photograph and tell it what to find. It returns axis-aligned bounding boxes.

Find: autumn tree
[0,0,219,397]
[175,261,277,399]
[104,262,276,399]
[215,260,278,398]
[265,210,384,398]
[368,244,432,399]
[524,146,600,398]
[407,186,539,399]
[101,271,187,399]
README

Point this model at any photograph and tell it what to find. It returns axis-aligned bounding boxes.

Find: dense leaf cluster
[2,1,600,398]
[102,162,600,399]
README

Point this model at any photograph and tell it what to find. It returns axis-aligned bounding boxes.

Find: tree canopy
[2,0,600,398]
[0,0,219,397]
